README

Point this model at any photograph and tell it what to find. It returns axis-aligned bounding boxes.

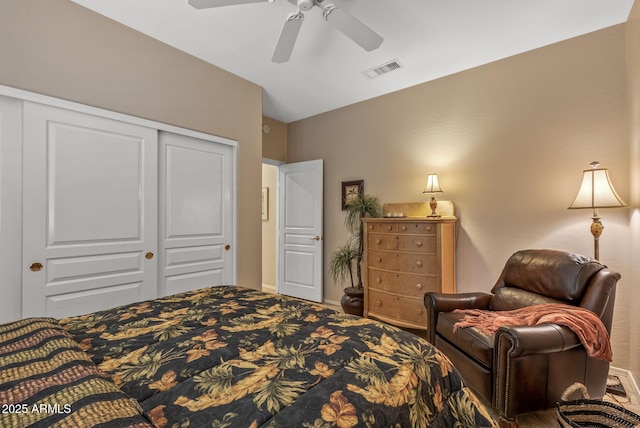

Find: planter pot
[340,286,364,316]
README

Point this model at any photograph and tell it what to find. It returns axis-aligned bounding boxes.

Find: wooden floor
[480,374,640,427]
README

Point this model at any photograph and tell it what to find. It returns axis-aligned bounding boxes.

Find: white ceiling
[71,0,634,123]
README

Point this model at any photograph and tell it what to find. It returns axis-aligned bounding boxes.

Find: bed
[1,286,495,427]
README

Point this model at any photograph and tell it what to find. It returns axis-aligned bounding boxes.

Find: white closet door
[158,132,234,296]
[0,95,23,324]
[22,102,158,318]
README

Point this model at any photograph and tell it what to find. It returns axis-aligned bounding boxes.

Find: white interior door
[278,159,323,302]
[159,132,235,296]
[22,102,158,318]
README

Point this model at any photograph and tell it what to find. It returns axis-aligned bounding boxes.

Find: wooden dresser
[362,217,456,333]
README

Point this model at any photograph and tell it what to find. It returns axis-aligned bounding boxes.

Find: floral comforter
[61,286,495,427]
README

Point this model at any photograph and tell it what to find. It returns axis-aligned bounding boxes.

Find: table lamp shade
[423,174,443,194]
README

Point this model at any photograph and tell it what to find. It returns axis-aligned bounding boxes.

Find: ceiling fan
[188,0,384,63]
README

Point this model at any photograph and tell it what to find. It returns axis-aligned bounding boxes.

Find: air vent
[363,60,402,78]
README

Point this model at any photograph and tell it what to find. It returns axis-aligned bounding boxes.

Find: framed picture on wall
[262,187,269,220]
[342,180,364,210]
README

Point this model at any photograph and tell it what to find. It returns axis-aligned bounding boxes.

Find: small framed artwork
[261,187,269,220]
[341,180,364,210]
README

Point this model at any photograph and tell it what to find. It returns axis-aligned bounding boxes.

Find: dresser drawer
[365,222,397,233]
[368,250,437,274]
[367,289,427,326]
[398,222,438,235]
[367,234,436,253]
[367,269,437,297]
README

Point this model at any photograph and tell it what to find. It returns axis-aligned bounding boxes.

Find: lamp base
[591,216,603,261]
[427,196,441,218]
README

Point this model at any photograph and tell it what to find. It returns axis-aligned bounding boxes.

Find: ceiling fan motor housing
[296,0,314,11]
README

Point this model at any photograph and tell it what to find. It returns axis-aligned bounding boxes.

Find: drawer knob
[417,308,423,315]
[416,283,423,290]
[376,256,382,263]
[416,261,423,267]
[401,225,407,231]
[376,277,382,283]
[368,225,374,230]
[387,225,393,230]
[426,226,432,231]
[376,300,382,307]
[375,239,381,244]
[415,241,422,247]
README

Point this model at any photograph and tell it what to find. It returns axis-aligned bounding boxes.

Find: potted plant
[329,193,382,315]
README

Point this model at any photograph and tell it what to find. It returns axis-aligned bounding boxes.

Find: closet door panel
[165,144,224,237]
[48,126,142,244]
[159,132,234,296]
[22,102,158,318]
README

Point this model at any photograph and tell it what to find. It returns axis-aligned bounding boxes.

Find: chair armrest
[493,324,584,419]
[494,324,582,358]
[424,292,492,343]
[424,292,493,313]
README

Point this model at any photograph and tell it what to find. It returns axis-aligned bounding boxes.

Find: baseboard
[261,283,276,293]
[609,366,640,401]
[323,298,341,310]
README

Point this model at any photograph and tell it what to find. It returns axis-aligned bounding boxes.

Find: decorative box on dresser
[362,203,456,336]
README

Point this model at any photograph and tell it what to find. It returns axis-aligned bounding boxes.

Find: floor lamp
[568,161,627,260]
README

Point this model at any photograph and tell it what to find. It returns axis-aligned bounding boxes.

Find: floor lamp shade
[568,167,627,209]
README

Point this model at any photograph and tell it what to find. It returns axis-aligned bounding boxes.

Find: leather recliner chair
[424,249,620,427]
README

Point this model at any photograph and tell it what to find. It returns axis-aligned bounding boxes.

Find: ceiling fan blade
[272,13,304,63]
[322,6,383,52]
[188,0,271,9]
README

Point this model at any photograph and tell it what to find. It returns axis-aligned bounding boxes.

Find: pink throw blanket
[453,303,612,361]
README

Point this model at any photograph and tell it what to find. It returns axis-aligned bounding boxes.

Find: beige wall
[262,116,288,163]
[288,25,632,368]
[627,0,640,381]
[0,0,263,289]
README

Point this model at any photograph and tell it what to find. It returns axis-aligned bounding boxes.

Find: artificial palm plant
[329,193,382,290]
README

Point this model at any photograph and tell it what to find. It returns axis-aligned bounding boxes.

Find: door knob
[310,235,321,241]
[30,262,43,272]
[145,252,154,260]
[225,244,231,251]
